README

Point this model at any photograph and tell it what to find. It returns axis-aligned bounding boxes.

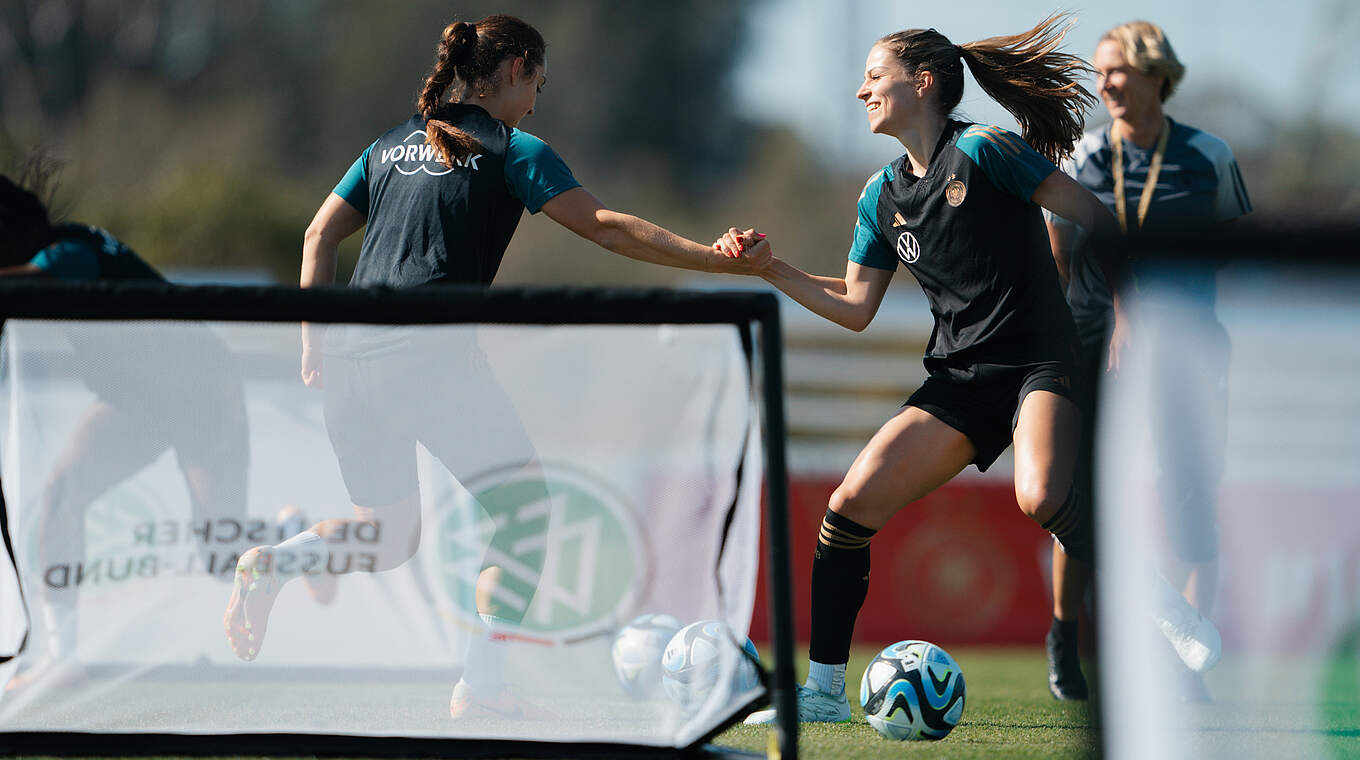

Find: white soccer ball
[610,613,683,698]
[660,619,761,712]
[859,639,966,740]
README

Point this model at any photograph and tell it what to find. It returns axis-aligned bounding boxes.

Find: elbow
[840,312,873,333]
[303,222,328,250]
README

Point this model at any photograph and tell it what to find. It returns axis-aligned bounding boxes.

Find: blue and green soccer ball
[860,639,965,740]
[661,619,760,712]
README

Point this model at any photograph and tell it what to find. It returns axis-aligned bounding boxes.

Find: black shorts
[322,335,538,507]
[904,360,1084,472]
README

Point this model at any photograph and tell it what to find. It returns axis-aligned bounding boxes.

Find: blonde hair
[1100,21,1186,102]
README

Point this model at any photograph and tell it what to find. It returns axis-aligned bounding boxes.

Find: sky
[734,0,1360,166]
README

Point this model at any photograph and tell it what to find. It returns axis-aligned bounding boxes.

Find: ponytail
[420,21,482,167]
[417,15,547,168]
[878,13,1094,163]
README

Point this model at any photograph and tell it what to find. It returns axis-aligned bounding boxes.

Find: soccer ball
[859,640,965,740]
[611,613,683,698]
[660,619,761,711]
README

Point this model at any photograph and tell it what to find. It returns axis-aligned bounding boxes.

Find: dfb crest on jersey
[945,177,967,207]
[896,231,921,264]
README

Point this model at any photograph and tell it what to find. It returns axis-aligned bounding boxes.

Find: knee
[1016,481,1066,523]
[827,484,869,522]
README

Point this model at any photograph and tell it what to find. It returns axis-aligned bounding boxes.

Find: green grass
[13,648,1360,759]
[715,646,1100,759]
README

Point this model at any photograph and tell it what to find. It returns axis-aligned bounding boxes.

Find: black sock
[1041,485,1093,564]
[1049,615,1079,645]
[809,509,876,665]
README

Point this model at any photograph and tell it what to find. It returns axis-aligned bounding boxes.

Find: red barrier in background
[750,476,1061,647]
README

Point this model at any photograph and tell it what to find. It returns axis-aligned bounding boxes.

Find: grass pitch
[715,645,1100,759]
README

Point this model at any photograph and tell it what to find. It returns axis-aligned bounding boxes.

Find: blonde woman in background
[1044,20,1251,703]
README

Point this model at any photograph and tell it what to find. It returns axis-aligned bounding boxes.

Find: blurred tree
[0,0,769,281]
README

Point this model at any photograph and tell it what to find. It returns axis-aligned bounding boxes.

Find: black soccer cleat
[1046,628,1089,701]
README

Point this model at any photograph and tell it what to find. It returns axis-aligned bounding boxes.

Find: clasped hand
[711,227,773,274]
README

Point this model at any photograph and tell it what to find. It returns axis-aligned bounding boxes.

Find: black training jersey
[28,224,163,282]
[333,104,580,288]
[850,120,1077,373]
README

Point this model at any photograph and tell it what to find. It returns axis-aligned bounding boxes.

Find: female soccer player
[1,163,249,691]
[221,13,768,717]
[1043,20,1250,702]
[725,16,1123,724]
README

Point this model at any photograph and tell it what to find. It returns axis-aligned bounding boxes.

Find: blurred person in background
[0,159,249,692]
[1043,19,1251,703]
[722,14,1124,724]
[222,13,769,719]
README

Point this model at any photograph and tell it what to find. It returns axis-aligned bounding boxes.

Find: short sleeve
[847,166,896,271]
[957,125,1056,201]
[505,129,582,213]
[1187,131,1252,222]
[332,141,376,215]
[29,239,100,281]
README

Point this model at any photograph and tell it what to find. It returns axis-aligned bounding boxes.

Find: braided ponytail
[421,21,482,167]
[417,15,547,169]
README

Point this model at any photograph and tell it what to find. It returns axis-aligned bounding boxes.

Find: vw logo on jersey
[379,131,482,176]
[896,231,921,264]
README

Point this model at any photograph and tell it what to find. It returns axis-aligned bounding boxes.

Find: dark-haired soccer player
[1,166,249,691]
[222,13,769,718]
[721,16,1124,724]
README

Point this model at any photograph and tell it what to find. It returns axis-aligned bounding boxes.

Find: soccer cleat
[1045,628,1089,701]
[448,679,548,721]
[223,546,283,661]
[1152,573,1222,674]
[743,678,851,724]
[3,656,86,693]
[1176,667,1213,704]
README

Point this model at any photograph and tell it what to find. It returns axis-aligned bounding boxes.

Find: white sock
[42,602,77,659]
[461,614,511,691]
[274,531,328,579]
[807,660,846,695]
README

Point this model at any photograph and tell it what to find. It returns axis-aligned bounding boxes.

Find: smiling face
[1093,39,1165,125]
[857,44,922,135]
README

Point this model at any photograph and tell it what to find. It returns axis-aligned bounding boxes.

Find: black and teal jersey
[1053,118,1251,343]
[28,224,163,282]
[333,104,581,288]
[850,120,1077,372]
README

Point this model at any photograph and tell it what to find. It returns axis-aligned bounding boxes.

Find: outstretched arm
[761,258,894,332]
[1032,171,1130,371]
[716,228,893,332]
[540,187,770,275]
[0,264,47,277]
[299,193,365,386]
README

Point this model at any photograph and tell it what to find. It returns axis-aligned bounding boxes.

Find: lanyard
[1111,117,1171,234]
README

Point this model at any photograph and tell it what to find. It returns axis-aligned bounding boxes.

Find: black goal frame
[0,282,800,760]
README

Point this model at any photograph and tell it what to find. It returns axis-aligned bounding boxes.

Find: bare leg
[1012,390,1081,525]
[1052,541,1091,622]
[9,402,168,691]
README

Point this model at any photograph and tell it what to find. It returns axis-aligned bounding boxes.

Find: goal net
[1094,227,1360,760]
[0,284,795,757]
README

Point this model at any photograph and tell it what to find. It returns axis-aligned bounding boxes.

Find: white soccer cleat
[743,678,851,724]
[1152,573,1222,673]
[223,546,283,661]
